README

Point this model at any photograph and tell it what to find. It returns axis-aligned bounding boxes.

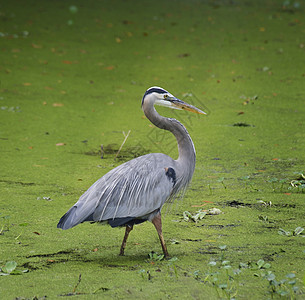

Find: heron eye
[164,94,168,99]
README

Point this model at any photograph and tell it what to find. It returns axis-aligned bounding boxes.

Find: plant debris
[0,261,28,275]
[183,208,222,222]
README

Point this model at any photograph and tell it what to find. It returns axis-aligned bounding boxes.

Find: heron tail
[57,206,78,230]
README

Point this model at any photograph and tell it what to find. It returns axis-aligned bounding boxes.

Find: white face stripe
[155,99,182,110]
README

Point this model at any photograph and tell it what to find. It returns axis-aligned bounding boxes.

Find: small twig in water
[93,286,110,294]
[100,144,104,159]
[72,274,82,294]
[114,130,131,160]
[208,184,213,195]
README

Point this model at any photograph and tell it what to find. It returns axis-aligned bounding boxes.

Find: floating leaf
[218,284,228,289]
[183,211,192,221]
[105,65,115,70]
[192,210,207,222]
[223,265,232,270]
[278,228,291,236]
[233,268,242,275]
[266,273,276,281]
[286,273,296,279]
[293,227,304,236]
[11,269,29,275]
[32,43,42,49]
[62,60,73,64]
[0,261,27,275]
[168,257,178,263]
[69,5,78,13]
[239,262,248,269]
[148,251,164,261]
[264,263,271,269]
[1,261,17,274]
[257,259,265,269]
[208,261,217,266]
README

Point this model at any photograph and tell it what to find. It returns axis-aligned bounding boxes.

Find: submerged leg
[152,213,169,257]
[119,225,133,256]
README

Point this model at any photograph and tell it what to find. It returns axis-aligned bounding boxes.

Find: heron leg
[152,213,169,257]
[119,225,133,256]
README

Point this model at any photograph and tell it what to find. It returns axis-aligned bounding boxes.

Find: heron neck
[143,104,196,172]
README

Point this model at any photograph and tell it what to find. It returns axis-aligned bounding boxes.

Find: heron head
[142,86,206,115]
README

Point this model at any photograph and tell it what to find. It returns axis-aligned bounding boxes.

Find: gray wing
[57,153,176,230]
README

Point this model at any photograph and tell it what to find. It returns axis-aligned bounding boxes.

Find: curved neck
[143,102,196,171]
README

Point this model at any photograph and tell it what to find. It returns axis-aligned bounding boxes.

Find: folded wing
[57,153,176,230]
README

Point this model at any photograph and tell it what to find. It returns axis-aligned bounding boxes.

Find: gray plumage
[57,86,205,256]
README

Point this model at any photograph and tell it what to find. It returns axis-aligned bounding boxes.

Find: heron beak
[171,98,207,115]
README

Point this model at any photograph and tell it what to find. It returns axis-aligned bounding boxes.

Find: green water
[1,0,304,298]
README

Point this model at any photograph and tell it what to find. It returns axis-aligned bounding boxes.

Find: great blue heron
[57,87,206,257]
